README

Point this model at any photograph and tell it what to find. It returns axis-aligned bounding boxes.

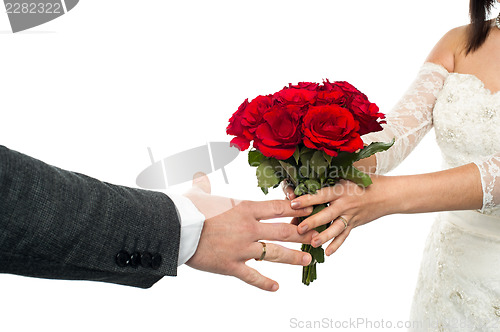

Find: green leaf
[256,159,280,190]
[319,175,325,187]
[311,150,328,168]
[322,151,333,165]
[329,151,358,168]
[298,157,314,178]
[278,160,298,186]
[357,138,395,161]
[261,187,269,195]
[300,146,315,156]
[341,165,373,187]
[292,147,300,164]
[294,183,307,196]
[304,179,321,194]
[310,150,329,177]
[299,151,315,166]
[248,150,265,167]
[326,178,337,186]
[312,203,328,215]
[315,224,328,233]
[298,164,308,178]
[310,246,325,264]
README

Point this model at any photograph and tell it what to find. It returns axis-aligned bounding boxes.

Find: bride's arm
[290,156,496,256]
[287,28,486,254]
[354,28,460,175]
[355,61,448,175]
[287,59,452,195]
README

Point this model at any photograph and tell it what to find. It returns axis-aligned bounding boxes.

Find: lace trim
[474,157,500,213]
[361,62,449,174]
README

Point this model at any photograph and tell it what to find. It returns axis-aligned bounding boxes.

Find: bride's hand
[288,175,395,256]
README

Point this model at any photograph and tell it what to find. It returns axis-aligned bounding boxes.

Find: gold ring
[255,242,267,261]
[337,216,348,230]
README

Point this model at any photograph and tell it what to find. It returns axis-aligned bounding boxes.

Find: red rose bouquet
[226,80,393,285]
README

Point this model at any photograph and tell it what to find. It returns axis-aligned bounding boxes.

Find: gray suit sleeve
[0,145,181,288]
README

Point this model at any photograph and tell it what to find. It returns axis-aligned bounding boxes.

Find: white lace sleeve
[474,155,500,212]
[361,62,449,174]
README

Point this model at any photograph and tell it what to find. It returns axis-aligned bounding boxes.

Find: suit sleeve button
[140,252,152,268]
[151,254,163,270]
[129,252,141,268]
[115,250,131,267]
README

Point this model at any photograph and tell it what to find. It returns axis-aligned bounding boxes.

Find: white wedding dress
[362,62,500,331]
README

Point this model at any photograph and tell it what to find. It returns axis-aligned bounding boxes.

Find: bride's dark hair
[467,0,496,54]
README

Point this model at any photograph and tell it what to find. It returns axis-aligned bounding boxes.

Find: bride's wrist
[374,175,409,215]
[386,174,434,214]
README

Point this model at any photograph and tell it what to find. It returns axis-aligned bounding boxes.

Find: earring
[496,12,500,29]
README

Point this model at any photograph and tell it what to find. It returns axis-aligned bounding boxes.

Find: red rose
[331,81,386,135]
[226,95,273,150]
[288,82,319,91]
[302,105,364,157]
[316,89,345,105]
[273,87,317,106]
[226,98,251,150]
[240,95,274,129]
[253,104,303,159]
[334,81,361,94]
[348,94,386,136]
[314,79,346,105]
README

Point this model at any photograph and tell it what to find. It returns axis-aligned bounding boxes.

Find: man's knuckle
[246,272,260,285]
[271,248,283,262]
[242,221,259,235]
[278,224,293,239]
[238,200,251,210]
[270,200,286,216]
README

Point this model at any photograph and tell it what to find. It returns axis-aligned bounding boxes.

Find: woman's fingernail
[299,224,308,233]
[291,200,301,208]
[312,239,321,247]
[271,284,279,291]
[325,249,332,256]
[311,231,319,238]
[302,255,311,265]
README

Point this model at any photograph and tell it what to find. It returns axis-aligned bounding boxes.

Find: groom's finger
[252,242,312,266]
[251,200,313,220]
[234,264,279,292]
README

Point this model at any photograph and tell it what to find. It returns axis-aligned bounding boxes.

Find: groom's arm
[0,145,183,288]
[0,145,317,291]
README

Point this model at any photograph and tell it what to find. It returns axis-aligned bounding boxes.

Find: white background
[0,0,482,331]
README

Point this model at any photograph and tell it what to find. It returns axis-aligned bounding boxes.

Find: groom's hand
[184,173,317,292]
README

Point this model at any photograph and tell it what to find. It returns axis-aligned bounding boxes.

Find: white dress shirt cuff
[167,193,205,266]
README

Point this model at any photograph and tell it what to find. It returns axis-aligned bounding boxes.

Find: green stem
[297,203,330,285]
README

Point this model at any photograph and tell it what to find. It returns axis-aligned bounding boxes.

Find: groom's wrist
[166,193,205,266]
